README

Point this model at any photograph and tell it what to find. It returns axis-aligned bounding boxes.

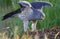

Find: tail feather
[31,1,53,9]
[2,8,21,20]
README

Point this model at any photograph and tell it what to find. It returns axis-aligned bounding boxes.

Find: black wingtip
[2,8,21,21]
[2,17,7,21]
[2,13,12,21]
[2,16,8,21]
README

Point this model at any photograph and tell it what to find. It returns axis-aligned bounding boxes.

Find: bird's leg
[31,20,37,31]
[23,20,29,32]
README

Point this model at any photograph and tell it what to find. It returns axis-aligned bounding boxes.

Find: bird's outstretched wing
[30,1,53,9]
[2,8,21,20]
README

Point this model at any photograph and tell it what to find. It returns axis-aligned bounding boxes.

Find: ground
[0,26,60,39]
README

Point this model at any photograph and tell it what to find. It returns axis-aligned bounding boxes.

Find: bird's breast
[17,8,33,20]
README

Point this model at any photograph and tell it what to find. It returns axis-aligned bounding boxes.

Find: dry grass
[0,27,60,39]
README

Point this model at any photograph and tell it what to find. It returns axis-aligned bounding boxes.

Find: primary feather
[2,8,21,20]
[31,1,53,9]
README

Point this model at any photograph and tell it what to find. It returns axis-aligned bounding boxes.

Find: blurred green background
[0,0,60,34]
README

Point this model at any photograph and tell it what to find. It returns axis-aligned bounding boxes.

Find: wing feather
[2,8,21,20]
[30,1,53,9]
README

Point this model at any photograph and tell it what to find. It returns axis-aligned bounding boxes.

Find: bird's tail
[2,8,21,20]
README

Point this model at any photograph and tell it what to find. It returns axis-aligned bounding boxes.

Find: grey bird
[2,1,53,32]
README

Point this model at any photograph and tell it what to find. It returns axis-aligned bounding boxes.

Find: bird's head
[18,1,32,8]
[18,1,32,11]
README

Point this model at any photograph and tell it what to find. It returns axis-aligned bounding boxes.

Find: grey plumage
[31,1,53,9]
[27,7,45,20]
[2,1,53,32]
[17,1,52,31]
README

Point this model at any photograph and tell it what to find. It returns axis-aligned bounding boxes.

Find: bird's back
[27,8,44,21]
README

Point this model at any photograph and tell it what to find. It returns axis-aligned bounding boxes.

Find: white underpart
[31,22,37,31]
[23,20,29,32]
